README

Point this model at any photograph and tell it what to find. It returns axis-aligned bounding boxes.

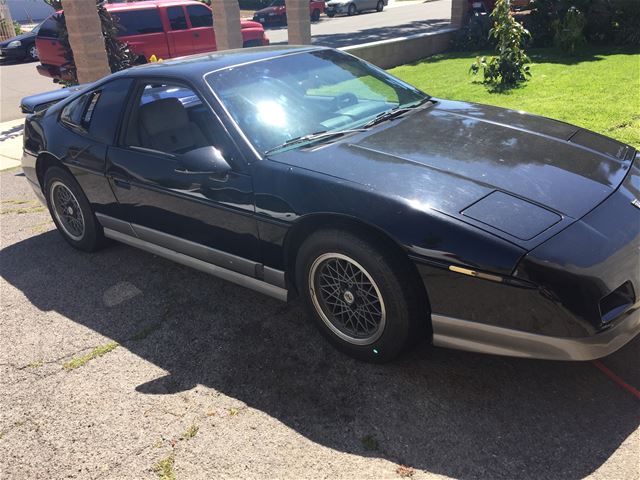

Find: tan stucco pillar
[62,0,111,83]
[211,0,243,50]
[285,0,311,45]
[450,0,470,27]
[0,2,16,41]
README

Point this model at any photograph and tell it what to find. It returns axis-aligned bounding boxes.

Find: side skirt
[103,227,289,302]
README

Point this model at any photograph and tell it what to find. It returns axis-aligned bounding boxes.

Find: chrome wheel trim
[49,180,85,241]
[309,252,386,345]
[29,45,38,59]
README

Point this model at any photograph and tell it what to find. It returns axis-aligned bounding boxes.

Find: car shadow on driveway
[1,230,638,479]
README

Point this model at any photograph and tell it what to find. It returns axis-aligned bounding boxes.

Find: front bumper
[0,46,27,60]
[432,304,640,361]
[325,4,348,14]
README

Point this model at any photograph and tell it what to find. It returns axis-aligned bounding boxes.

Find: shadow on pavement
[1,229,638,479]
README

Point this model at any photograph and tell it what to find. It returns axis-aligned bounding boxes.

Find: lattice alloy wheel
[309,252,387,345]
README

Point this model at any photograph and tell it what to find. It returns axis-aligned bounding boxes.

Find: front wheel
[296,229,428,363]
[376,0,384,11]
[28,44,38,61]
[347,3,357,15]
[44,166,106,252]
[311,8,321,21]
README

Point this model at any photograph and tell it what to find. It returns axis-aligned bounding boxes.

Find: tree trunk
[62,0,110,83]
[450,0,471,27]
[0,2,16,41]
[285,0,311,45]
[210,0,243,50]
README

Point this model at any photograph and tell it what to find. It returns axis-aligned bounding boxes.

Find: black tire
[44,166,106,252]
[347,3,357,15]
[295,229,428,363]
[28,44,38,61]
[376,0,384,11]
[243,39,262,48]
[311,8,321,21]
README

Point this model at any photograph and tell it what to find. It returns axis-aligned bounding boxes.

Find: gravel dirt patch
[1,169,639,479]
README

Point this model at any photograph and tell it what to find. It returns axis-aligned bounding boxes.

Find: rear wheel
[376,0,384,11]
[347,3,357,15]
[44,166,106,252]
[296,229,428,363]
[311,8,321,21]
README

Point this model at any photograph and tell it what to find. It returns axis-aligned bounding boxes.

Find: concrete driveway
[1,167,639,479]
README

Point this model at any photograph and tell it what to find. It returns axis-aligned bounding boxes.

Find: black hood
[270,100,634,248]
[0,30,36,47]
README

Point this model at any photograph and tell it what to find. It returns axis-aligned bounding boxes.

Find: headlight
[7,40,21,48]
[268,12,276,15]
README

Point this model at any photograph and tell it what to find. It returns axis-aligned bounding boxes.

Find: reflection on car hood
[270,99,635,245]
[0,31,36,47]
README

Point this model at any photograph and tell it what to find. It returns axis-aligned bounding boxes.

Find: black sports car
[0,23,40,63]
[21,46,640,363]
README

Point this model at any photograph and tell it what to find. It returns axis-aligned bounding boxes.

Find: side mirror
[175,146,231,181]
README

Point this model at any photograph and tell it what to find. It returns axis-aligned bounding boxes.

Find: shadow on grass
[1,224,639,480]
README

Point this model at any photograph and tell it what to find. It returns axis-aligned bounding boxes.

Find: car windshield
[205,49,429,155]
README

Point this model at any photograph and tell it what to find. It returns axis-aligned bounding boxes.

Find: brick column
[211,0,243,50]
[450,0,470,27]
[0,2,16,41]
[285,0,311,45]
[62,0,111,83]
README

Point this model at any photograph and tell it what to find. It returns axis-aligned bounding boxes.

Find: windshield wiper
[362,97,433,129]
[264,129,367,156]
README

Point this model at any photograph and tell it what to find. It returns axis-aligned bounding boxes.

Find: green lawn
[389,47,640,148]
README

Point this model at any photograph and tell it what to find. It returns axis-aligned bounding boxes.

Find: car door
[53,78,135,219]
[110,7,170,61]
[165,5,194,57]
[186,3,217,53]
[105,80,261,268]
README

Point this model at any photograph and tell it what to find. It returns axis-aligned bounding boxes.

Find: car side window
[187,5,213,27]
[122,82,238,163]
[113,9,164,36]
[37,15,62,38]
[60,91,100,132]
[167,6,188,30]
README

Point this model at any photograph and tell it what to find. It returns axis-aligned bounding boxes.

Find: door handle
[112,177,131,190]
[193,32,200,38]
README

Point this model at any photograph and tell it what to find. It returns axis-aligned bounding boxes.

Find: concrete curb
[0,118,24,171]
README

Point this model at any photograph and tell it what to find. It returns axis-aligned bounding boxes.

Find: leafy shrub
[13,21,21,35]
[526,0,557,47]
[554,6,587,54]
[470,0,531,88]
[452,14,494,51]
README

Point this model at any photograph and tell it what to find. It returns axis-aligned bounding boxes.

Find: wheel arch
[35,151,67,191]
[283,212,431,312]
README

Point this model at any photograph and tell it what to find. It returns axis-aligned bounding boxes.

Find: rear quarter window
[112,9,164,36]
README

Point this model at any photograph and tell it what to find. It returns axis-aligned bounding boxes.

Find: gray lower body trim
[102,227,288,302]
[431,305,640,361]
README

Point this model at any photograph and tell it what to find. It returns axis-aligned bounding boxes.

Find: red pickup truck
[36,0,269,81]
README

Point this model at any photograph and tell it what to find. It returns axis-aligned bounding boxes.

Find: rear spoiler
[20,83,93,114]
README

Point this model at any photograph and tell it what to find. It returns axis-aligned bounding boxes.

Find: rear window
[112,9,164,36]
[187,5,213,27]
[37,15,62,39]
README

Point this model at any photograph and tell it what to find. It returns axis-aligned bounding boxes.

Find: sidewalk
[0,119,24,171]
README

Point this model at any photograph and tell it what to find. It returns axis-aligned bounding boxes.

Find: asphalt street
[0,0,451,123]
[1,168,639,478]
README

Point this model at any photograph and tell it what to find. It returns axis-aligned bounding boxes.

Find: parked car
[467,0,495,15]
[35,0,269,81]
[510,0,531,10]
[21,46,640,363]
[325,0,387,17]
[253,0,326,25]
[0,21,42,63]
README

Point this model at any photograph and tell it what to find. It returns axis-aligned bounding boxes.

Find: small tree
[471,0,531,88]
[554,6,587,54]
[43,0,137,86]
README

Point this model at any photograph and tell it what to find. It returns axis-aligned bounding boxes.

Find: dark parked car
[0,22,41,62]
[253,0,326,24]
[21,46,640,363]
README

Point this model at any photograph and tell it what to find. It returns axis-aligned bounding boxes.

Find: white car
[325,0,387,17]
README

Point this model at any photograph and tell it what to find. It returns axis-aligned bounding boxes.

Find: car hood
[270,99,635,247]
[0,31,35,47]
